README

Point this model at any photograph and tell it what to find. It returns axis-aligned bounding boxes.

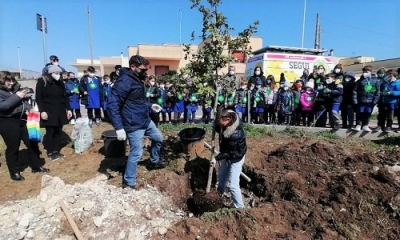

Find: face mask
[52,62,59,66]
[229,71,235,75]
[334,69,340,74]
[135,68,147,80]
[150,81,155,86]
[266,80,271,84]
[363,72,371,78]
[326,79,333,84]
[318,69,324,74]
[255,71,261,75]
[116,70,120,76]
[317,86,323,90]
[51,73,61,80]
[344,77,351,82]
[256,84,261,88]
[241,85,247,90]
[160,84,165,88]
[250,86,254,90]
[378,73,385,78]
[88,73,95,78]
[104,80,111,84]
[283,87,289,91]
[295,83,302,89]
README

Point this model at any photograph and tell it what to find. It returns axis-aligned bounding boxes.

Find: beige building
[69,36,263,78]
[342,57,400,77]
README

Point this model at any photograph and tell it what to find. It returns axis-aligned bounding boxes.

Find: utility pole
[179,8,182,45]
[314,13,320,49]
[87,5,94,66]
[17,47,22,79]
[36,14,47,65]
[301,0,307,48]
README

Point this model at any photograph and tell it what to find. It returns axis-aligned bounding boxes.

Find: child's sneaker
[95,118,101,126]
[70,119,75,125]
[88,119,93,128]
[353,125,361,131]
[362,126,372,132]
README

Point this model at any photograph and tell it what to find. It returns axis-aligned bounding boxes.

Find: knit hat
[345,71,355,79]
[47,65,62,74]
[305,81,314,89]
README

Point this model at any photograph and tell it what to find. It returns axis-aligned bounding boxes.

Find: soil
[1,123,400,239]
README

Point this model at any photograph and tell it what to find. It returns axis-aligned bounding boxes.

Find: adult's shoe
[10,172,25,181]
[32,167,50,173]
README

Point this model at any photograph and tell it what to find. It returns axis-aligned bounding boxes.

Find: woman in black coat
[0,72,49,181]
[36,65,72,161]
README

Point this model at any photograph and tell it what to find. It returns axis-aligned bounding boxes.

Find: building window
[155,66,170,76]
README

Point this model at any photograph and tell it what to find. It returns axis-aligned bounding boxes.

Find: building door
[155,65,169,76]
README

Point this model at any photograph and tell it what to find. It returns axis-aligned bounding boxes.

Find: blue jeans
[217,157,245,208]
[124,121,163,186]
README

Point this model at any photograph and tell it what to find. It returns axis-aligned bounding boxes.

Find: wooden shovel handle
[59,200,86,240]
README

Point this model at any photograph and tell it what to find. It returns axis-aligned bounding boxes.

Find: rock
[0,207,11,216]
[17,230,27,239]
[19,212,34,228]
[39,192,48,202]
[128,229,145,240]
[93,216,103,227]
[189,213,194,218]
[118,230,126,239]
[158,227,168,235]
[83,201,95,211]
[372,166,380,172]
[26,230,35,238]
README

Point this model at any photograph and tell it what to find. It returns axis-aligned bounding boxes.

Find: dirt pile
[154,139,400,240]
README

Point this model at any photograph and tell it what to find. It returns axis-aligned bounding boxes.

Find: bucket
[101,130,127,158]
[178,127,206,154]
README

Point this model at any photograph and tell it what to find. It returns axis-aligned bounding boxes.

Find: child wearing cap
[276,81,294,125]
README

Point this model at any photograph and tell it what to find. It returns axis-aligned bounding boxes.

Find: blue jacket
[326,81,343,104]
[353,77,380,105]
[380,79,400,104]
[107,68,152,132]
[64,79,80,109]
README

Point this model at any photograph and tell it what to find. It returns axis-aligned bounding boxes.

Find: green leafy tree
[182,0,259,112]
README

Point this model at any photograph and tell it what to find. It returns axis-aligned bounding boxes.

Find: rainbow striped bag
[27,111,42,143]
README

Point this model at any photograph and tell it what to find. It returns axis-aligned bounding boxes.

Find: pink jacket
[300,90,316,111]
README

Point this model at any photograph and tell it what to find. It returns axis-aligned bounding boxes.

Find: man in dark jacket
[41,55,66,76]
[110,65,122,82]
[107,55,167,189]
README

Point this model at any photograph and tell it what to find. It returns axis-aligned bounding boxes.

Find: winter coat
[251,87,267,108]
[235,88,249,108]
[276,91,294,115]
[342,79,356,106]
[300,90,316,111]
[248,76,267,86]
[380,79,400,104]
[264,88,277,105]
[353,77,380,105]
[214,116,247,163]
[102,83,112,110]
[64,79,81,110]
[186,93,199,112]
[292,89,302,109]
[107,68,153,132]
[326,81,343,104]
[0,86,31,118]
[35,77,70,127]
[145,85,161,104]
[79,76,104,108]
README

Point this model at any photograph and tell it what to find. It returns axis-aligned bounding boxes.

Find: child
[172,90,184,124]
[163,81,175,123]
[276,81,294,125]
[186,92,199,123]
[214,108,247,208]
[341,71,357,129]
[235,80,249,122]
[264,81,277,124]
[300,82,316,126]
[377,70,400,132]
[325,73,343,130]
[353,65,380,132]
[202,92,213,124]
[102,75,112,122]
[292,80,303,126]
[159,81,170,124]
[251,79,267,124]
[65,72,81,124]
[313,80,328,127]
[79,66,103,127]
[145,75,161,127]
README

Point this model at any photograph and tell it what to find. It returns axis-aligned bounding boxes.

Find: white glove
[116,129,126,141]
[210,157,216,166]
[151,104,162,113]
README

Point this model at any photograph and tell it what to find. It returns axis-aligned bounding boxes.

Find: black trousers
[71,109,81,120]
[0,117,41,173]
[377,108,394,128]
[341,104,355,128]
[150,113,160,127]
[302,111,314,126]
[263,105,275,124]
[357,112,372,126]
[45,126,63,154]
[161,112,172,123]
[87,108,101,120]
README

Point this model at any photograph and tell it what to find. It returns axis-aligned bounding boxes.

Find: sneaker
[353,125,361,131]
[333,123,341,130]
[48,153,60,161]
[373,126,382,132]
[384,127,392,133]
[70,119,75,125]
[88,120,93,128]
[95,118,101,126]
[362,126,372,132]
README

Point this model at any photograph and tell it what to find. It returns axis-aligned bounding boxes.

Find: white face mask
[104,80,110,84]
[88,73,95,78]
[284,87,289,91]
[51,73,61,80]
[150,81,155,86]
[241,85,247,90]
[255,71,261,75]
[318,69,324,74]
[363,72,371,78]
[256,85,261,88]
[326,79,333,84]
[160,84,165,88]
[334,69,340,73]
[229,70,235,75]
[52,62,59,66]
[344,77,351,82]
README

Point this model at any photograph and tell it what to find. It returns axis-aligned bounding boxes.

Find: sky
[0,0,399,73]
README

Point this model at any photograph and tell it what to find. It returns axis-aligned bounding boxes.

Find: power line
[321,17,400,39]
